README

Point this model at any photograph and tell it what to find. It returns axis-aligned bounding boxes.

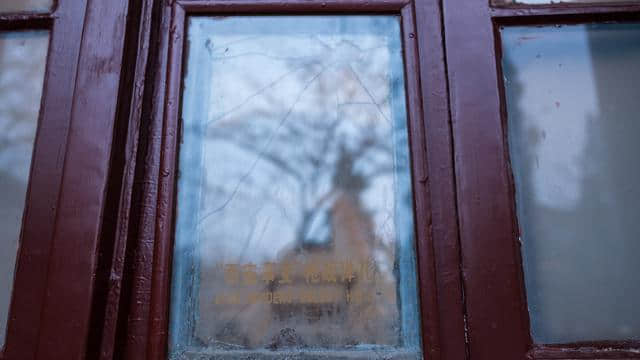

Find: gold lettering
[341,260,356,282]
[261,262,276,283]
[242,263,258,286]
[272,291,281,304]
[280,290,293,304]
[300,288,314,303]
[303,261,321,284]
[279,262,293,284]
[223,264,240,285]
[321,262,338,283]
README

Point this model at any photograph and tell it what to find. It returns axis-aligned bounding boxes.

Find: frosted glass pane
[0,30,49,350]
[502,24,640,344]
[169,16,422,359]
[0,0,53,13]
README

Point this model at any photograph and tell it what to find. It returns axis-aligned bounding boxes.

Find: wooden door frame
[442,0,640,359]
[105,0,640,358]
[97,0,466,359]
[0,0,132,359]
[6,0,637,359]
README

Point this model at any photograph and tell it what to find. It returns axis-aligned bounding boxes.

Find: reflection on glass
[0,30,49,350]
[169,16,422,359]
[0,0,53,13]
[501,24,640,344]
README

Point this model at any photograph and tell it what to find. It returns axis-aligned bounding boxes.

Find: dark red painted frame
[0,1,132,359]
[3,0,636,359]
[99,0,467,359]
[98,1,640,359]
[442,0,640,359]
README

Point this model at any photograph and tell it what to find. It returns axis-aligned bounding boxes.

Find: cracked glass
[169,16,422,359]
[0,30,49,350]
[502,23,640,344]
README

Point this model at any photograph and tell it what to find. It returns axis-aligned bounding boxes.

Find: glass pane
[501,23,640,344]
[0,30,49,350]
[169,16,422,359]
[0,0,53,13]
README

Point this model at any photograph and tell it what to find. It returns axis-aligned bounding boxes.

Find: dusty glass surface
[0,0,53,13]
[0,30,49,350]
[169,16,422,359]
[494,0,637,5]
[501,24,640,344]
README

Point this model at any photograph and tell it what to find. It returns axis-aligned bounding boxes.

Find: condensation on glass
[0,0,54,14]
[494,0,637,5]
[0,30,49,350]
[501,23,640,344]
[169,16,422,359]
